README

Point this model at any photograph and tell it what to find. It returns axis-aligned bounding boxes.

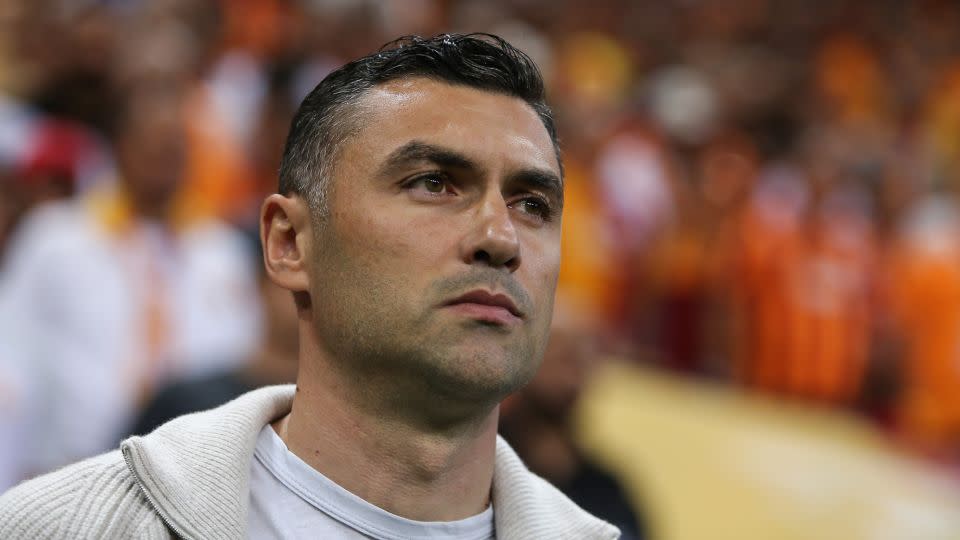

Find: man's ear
[260,194,312,304]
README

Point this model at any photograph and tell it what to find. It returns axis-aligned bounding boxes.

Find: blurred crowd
[3,0,960,519]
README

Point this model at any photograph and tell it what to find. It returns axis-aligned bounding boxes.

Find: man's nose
[460,192,521,272]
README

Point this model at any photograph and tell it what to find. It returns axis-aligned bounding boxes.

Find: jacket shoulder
[0,450,170,539]
[493,437,620,539]
[517,471,621,539]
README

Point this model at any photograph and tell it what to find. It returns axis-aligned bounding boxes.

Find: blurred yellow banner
[575,363,960,540]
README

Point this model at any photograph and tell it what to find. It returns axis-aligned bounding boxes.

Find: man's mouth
[442,290,524,325]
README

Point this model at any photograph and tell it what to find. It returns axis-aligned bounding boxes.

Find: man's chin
[418,345,538,403]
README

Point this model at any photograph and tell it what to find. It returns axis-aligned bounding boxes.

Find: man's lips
[442,290,524,324]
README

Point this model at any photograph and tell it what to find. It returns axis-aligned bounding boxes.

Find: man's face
[306,78,563,406]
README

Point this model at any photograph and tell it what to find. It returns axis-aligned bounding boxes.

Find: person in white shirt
[0,87,260,479]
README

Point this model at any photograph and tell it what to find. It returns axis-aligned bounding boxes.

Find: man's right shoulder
[0,450,170,539]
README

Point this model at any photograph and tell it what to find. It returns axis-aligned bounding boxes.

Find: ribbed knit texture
[0,385,619,539]
[0,451,169,539]
[492,440,619,539]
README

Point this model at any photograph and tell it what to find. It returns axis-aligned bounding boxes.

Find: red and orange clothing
[885,205,960,452]
[732,183,875,404]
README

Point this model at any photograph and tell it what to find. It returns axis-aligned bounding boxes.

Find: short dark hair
[278,33,560,214]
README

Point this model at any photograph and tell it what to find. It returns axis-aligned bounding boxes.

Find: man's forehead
[351,77,560,175]
[360,78,542,128]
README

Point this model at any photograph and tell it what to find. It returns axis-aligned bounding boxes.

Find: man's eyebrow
[379,141,480,174]
[380,140,564,206]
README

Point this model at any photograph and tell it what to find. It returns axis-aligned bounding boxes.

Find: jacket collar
[121,385,618,540]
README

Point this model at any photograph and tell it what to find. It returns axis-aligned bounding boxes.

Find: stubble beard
[311,275,548,428]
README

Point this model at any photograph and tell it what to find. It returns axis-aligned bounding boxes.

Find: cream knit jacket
[0,385,619,539]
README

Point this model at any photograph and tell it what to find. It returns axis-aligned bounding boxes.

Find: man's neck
[274,350,500,522]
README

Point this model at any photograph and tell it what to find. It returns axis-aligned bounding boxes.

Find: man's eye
[405,173,452,195]
[422,177,445,193]
[513,197,553,221]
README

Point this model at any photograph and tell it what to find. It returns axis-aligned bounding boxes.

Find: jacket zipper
[121,448,194,540]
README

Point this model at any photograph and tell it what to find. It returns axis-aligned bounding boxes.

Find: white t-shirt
[248,426,496,540]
